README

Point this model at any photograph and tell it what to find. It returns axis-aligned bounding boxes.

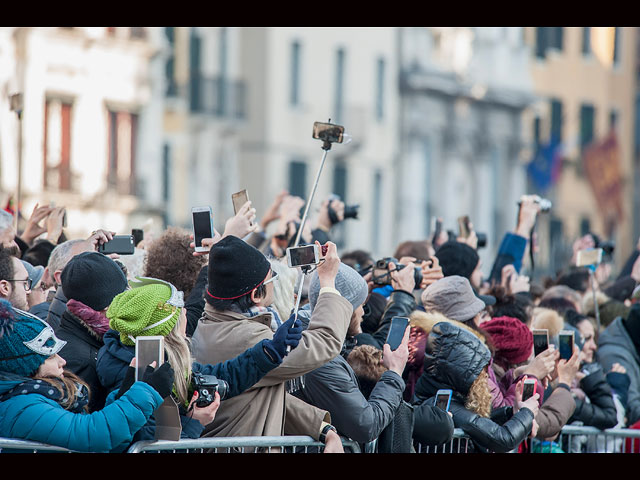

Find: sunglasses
[263,270,279,286]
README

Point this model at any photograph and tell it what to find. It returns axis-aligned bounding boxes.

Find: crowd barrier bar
[0,437,75,453]
[555,425,640,453]
[127,435,362,453]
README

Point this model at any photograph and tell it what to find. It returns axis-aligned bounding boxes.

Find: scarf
[67,299,110,340]
[243,305,283,332]
[0,378,89,413]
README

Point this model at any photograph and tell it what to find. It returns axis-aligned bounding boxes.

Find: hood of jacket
[96,329,134,393]
[0,371,30,396]
[414,320,491,401]
[598,316,640,363]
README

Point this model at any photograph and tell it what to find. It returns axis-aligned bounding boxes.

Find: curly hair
[465,368,492,418]
[347,345,388,399]
[143,227,207,298]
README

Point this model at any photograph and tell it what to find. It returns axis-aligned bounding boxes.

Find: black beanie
[434,241,480,280]
[61,252,129,311]
[206,235,271,303]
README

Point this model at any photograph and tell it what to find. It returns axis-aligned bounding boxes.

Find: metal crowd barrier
[553,425,640,453]
[414,428,472,453]
[126,435,362,453]
[0,437,75,453]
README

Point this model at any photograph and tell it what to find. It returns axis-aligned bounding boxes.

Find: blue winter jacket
[96,329,281,441]
[0,371,162,452]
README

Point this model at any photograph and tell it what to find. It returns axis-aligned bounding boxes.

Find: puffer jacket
[0,371,162,452]
[569,364,619,430]
[414,321,534,453]
[96,328,282,442]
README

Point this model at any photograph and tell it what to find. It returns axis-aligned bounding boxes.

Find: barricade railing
[414,428,471,453]
[548,425,640,453]
[126,435,362,453]
[0,437,75,453]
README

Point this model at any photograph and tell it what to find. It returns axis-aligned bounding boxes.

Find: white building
[0,27,164,240]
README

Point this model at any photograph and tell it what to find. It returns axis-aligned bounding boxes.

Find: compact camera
[518,195,552,212]
[192,373,229,407]
[372,257,423,289]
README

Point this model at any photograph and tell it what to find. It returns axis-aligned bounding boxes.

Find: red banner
[582,131,624,231]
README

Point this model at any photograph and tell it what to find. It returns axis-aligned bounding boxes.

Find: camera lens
[217,379,229,401]
[344,204,360,220]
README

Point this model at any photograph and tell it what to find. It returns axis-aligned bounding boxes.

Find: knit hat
[481,316,533,367]
[107,277,185,346]
[61,252,128,311]
[434,241,480,280]
[308,262,369,312]
[421,275,486,322]
[0,299,66,377]
[206,235,271,303]
[21,260,44,288]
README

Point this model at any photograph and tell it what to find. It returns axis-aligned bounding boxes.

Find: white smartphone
[522,378,536,401]
[286,244,320,268]
[134,336,165,382]
[192,206,213,253]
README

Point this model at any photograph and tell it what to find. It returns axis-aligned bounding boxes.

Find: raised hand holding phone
[383,319,410,376]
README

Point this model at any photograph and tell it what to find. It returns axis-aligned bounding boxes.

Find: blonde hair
[163,312,193,406]
[465,368,492,418]
[269,258,297,321]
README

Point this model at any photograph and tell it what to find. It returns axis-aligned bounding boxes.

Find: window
[333,162,348,200]
[535,27,548,59]
[582,27,591,56]
[372,170,382,254]
[534,27,562,59]
[107,109,138,195]
[533,116,541,146]
[165,27,176,97]
[580,104,595,152]
[550,99,563,141]
[580,217,591,236]
[218,27,228,116]
[610,108,618,131]
[613,27,620,66]
[162,144,171,203]
[189,29,202,112]
[375,57,385,121]
[551,27,564,51]
[334,48,345,123]
[43,98,73,191]
[288,160,307,199]
[290,41,301,106]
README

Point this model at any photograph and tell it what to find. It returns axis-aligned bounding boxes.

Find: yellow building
[523,27,636,273]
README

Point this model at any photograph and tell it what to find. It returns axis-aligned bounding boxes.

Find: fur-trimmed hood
[409,309,487,344]
[531,307,564,341]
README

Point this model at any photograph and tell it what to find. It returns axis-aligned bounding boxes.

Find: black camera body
[192,372,229,407]
[372,257,423,289]
[327,194,359,223]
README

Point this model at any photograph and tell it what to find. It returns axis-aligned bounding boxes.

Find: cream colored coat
[191,291,352,439]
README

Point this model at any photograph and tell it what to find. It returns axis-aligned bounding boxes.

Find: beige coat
[191,291,352,439]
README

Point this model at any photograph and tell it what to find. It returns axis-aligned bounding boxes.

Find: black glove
[115,365,136,400]
[263,315,304,363]
[140,362,175,399]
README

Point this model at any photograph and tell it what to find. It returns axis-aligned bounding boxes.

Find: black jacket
[414,321,534,453]
[185,265,208,338]
[356,290,416,350]
[47,287,67,332]
[56,309,108,413]
[570,365,619,430]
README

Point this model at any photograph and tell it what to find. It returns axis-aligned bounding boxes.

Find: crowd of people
[1,191,639,454]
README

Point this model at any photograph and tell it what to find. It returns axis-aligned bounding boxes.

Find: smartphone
[431,217,442,245]
[312,121,344,144]
[532,329,549,357]
[286,244,320,268]
[457,215,471,238]
[232,189,249,215]
[558,330,575,360]
[134,336,164,382]
[131,229,144,247]
[576,248,603,267]
[192,206,213,253]
[385,316,410,351]
[523,378,536,401]
[434,389,453,412]
[98,235,135,255]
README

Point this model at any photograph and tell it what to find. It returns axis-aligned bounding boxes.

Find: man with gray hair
[0,210,20,257]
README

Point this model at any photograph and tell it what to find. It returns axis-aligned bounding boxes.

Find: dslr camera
[192,372,229,407]
[372,257,423,289]
[328,194,359,223]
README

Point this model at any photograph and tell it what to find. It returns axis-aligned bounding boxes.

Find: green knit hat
[107,277,185,346]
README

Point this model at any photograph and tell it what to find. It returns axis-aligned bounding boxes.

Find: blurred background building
[0,27,637,279]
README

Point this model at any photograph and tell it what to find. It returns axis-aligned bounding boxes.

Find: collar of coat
[203,301,272,328]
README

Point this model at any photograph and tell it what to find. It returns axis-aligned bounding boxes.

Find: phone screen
[288,246,317,267]
[435,390,452,411]
[192,210,213,248]
[385,317,409,351]
[559,332,574,360]
[232,190,249,215]
[135,336,164,382]
[533,331,549,357]
[523,381,536,401]
[312,122,344,143]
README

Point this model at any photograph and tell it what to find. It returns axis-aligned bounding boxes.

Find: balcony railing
[189,74,246,120]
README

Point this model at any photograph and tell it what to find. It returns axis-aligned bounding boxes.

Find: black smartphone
[532,329,549,357]
[132,229,144,247]
[385,316,409,351]
[522,378,536,401]
[312,121,344,144]
[559,330,574,361]
[434,389,452,412]
[98,235,135,255]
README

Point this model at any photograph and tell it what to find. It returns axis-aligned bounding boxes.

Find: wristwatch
[319,423,337,443]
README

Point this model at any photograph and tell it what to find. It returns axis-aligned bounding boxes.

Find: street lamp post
[9,93,23,231]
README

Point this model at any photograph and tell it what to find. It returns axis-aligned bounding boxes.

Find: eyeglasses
[263,270,279,286]
[8,278,32,291]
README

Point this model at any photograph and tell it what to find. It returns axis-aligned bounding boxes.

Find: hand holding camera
[515,195,543,238]
[389,260,418,293]
[316,197,344,231]
[420,256,443,289]
[188,390,221,427]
